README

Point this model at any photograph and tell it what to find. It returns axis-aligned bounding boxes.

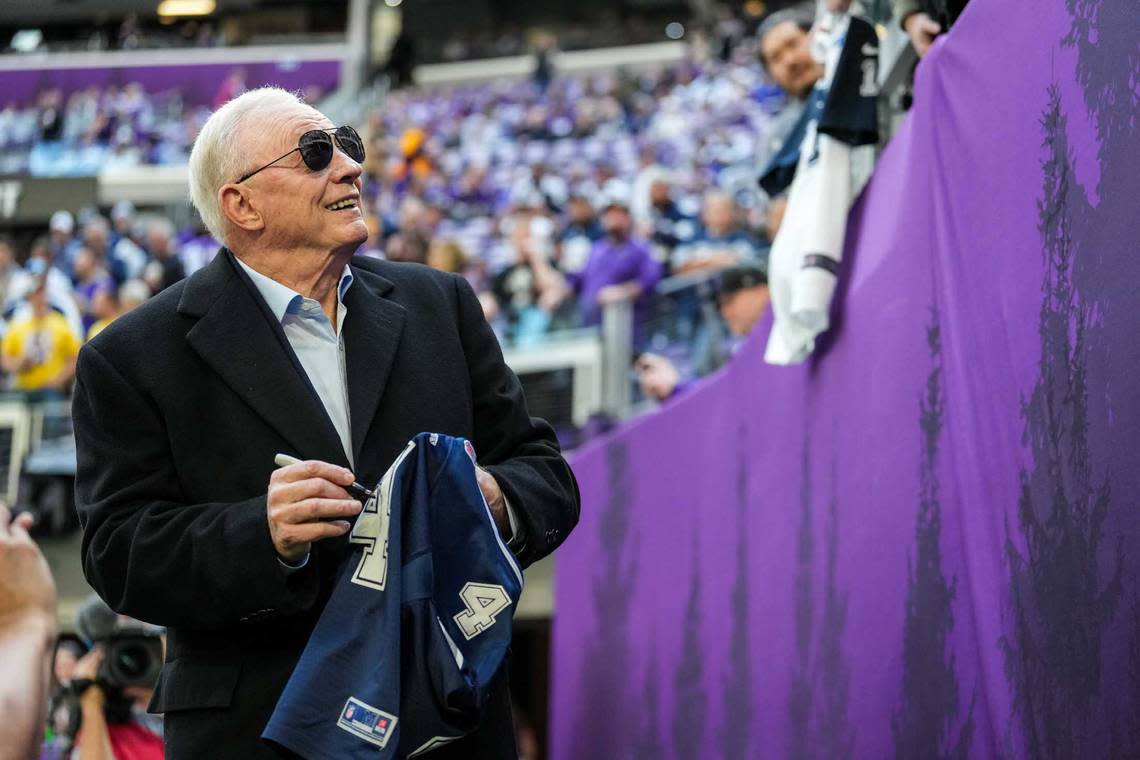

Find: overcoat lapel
[178,251,348,466]
[341,264,405,466]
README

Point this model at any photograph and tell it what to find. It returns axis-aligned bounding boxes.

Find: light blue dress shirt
[235,257,521,566]
[236,257,355,467]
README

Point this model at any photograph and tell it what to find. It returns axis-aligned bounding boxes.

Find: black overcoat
[73,249,580,759]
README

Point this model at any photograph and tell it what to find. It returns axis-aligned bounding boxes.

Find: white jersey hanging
[759,6,880,365]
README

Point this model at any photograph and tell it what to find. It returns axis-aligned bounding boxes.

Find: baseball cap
[49,210,74,235]
[717,262,768,297]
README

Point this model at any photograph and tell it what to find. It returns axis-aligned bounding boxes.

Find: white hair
[188,87,314,245]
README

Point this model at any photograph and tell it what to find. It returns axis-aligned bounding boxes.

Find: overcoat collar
[178,249,405,469]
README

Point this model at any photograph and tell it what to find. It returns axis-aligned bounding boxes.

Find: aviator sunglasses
[235,125,365,184]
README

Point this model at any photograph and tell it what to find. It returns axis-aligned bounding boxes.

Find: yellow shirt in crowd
[2,312,81,391]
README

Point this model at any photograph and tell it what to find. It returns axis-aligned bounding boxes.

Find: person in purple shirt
[563,197,662,344]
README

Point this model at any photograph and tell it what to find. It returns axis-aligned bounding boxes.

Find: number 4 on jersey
[349,441,416,591]
[453,583,512,640]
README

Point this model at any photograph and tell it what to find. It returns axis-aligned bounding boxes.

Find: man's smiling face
[238,104,368,258]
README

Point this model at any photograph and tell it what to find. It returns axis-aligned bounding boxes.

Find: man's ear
[219,185,265,233]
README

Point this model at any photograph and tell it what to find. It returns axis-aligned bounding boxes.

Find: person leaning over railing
[755,4,825,241]
[636,262,770,403]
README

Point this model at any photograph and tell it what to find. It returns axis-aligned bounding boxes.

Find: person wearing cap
[48,209,80,267]
[636,262,770,403]
[561,196,662,345]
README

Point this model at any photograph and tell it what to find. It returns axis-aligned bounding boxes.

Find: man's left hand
[475,466,510,539]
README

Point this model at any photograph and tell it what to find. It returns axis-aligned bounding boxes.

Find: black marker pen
[273,453,374,502]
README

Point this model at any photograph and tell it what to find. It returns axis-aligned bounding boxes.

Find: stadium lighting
[157,0,217,17]
[665,22,685,40]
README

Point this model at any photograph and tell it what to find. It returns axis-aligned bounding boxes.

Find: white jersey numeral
[453,582,512,640]
[859,56,879,97]
[349,441,416,591]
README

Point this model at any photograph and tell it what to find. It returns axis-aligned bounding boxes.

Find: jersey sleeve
[817,16,880,147]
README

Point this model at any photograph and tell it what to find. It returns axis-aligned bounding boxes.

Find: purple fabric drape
[551,0,1140,757]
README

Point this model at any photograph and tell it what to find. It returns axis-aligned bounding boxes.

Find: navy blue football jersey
[816,14,879,147]
[263,432,524,758]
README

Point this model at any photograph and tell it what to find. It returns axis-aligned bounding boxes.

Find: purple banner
[551,0,1140,758]
[0,59,341,107]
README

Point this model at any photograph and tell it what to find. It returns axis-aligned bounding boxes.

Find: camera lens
[102,634,163,688]
[114,644,149,679]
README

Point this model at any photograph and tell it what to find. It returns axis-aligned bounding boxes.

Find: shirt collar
[234,257,354,323]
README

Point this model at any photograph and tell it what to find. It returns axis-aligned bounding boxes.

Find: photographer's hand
[74,646,115,759]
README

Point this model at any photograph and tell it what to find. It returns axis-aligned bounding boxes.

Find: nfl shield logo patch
[337,696,398,749]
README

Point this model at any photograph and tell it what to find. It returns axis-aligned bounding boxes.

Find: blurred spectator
[426,239,469,274]
[10,244,86,340]
[142,218,186,293]
[109,201,136,248]
[0,235,33,313]
[489,212,564,343]
[640,173,697,260]
[756,6,822,102]
[756,6,823,239]
[672,191,760,273]
[532,33,557,93]
[1,275,81,393]
[0,505,58,760]
[38,89,66,143]
[396,128,434,187]
[557,194,603,277]
[71,245,115,331]
[83,216,146,284]
[54,637,86,685]
[563,198,662,341]
[87,280,150,342]
[636,262,769,402]
[48,210,79,266]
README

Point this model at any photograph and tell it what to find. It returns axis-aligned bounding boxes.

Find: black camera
[97,632,164,689]
[75,594,165,690]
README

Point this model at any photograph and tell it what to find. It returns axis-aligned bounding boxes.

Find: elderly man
[73,87,579,759]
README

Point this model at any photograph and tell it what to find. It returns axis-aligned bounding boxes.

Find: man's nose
[328,144,363,183]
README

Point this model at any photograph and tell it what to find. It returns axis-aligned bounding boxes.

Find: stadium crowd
[0,30,799,403]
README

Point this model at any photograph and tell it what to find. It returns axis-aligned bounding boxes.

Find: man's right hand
[267,460,362,564]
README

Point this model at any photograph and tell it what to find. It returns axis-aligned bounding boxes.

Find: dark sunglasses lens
[335,126,365,163]
[298,131,334,171]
